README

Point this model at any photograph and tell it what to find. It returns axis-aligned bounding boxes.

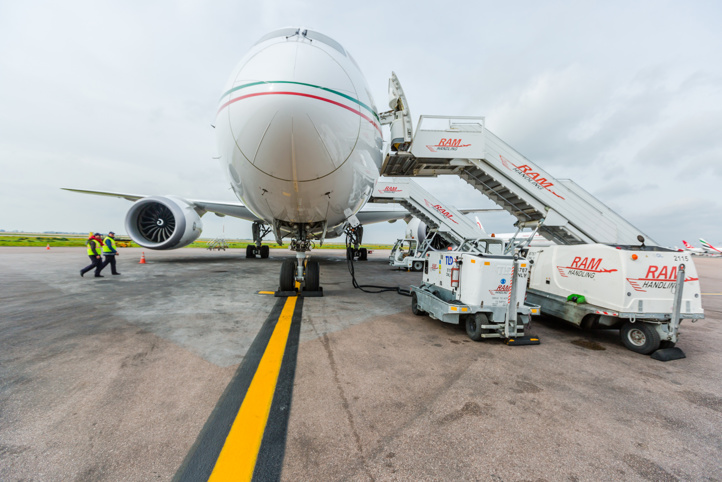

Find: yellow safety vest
[101,236,117,254]
[86,239,100,256]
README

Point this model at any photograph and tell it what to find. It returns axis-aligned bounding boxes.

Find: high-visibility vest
[102,236,117,254]
[86,239,100,256]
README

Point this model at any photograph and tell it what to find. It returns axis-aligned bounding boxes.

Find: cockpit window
[253,28,346,57]
[253,28,300,45]
[304,30,346,56]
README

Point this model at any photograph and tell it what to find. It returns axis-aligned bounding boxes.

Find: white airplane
[699,238,722,256]
[682,240,707,255]
[64,27,408,291]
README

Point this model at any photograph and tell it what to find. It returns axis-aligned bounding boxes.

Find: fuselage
[215,28,384,239]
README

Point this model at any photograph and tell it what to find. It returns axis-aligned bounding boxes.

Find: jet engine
[406,217,451,251]
[125,196,203,250]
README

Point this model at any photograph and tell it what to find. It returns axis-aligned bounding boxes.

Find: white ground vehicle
[411,247,540,344]
[376,103,705,357]
[525,244,704,354]
[389,238,425,271]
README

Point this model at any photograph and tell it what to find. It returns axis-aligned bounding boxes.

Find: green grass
[0,235,392,250]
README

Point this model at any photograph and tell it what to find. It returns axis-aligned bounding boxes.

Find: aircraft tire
[260,245,269,258]
[246,245,255,258]
[305,260,320,291]
[359,248,368,261]
[279,259,296,292]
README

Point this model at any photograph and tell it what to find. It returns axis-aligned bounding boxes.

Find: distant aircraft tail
[700,238,722,253]
[682,240,693,249]
[475,216,484,232]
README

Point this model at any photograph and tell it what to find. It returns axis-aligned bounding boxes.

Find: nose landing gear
[277,237,323,296]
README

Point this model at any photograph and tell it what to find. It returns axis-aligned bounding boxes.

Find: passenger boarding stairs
[378,115,656,246]
[372,177,486,249]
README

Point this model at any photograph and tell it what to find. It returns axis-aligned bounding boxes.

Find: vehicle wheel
[580,314,599,331]
[359,248,368,261]
[620,322,660,354]
[466,313,487,341]
[305,260,320,291]
[279,259,296,292]
[246,245,255,258]
[659,340,676,349]
[260,245,269,259]
[346,247,355,260]
[411,293,425,316]
[412,260,424,272]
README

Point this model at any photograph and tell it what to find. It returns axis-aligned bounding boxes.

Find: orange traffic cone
[46,244,50,250]
[139,252,146,264]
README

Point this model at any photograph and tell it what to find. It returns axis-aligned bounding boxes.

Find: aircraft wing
[61,188,262,222]
[355,209,409,225]
[61,188,145,202]
[189,200,261,221]
[62,188,407,225]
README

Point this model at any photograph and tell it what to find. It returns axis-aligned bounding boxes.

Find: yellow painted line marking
[702,293,722,295]
[209,296,298,481]
[258,291,275,295]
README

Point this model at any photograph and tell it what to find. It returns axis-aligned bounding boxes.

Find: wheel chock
[274,287,324,298]
[506,336,541,346]
[651,347,686,361]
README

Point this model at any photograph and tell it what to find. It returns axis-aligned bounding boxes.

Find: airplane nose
[226,42,360,182]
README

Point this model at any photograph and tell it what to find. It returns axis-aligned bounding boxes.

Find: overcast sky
[1,1,720,247]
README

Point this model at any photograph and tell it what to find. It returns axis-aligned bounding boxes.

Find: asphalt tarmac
[0,247,720,481]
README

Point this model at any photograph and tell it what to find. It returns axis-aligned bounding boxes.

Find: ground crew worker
[80,233,105,277]
[101,231,121,275]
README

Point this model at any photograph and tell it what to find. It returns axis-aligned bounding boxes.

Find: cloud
[0,0,720,249]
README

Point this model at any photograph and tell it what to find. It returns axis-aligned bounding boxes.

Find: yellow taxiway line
[208,296,298,481]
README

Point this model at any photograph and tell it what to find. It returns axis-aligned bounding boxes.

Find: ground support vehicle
[525,244,704,356]
[389,238,425,271]
[411,250,540,344]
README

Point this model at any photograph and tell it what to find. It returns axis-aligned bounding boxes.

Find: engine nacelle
[125,196,203,250]
[406,218,451,251]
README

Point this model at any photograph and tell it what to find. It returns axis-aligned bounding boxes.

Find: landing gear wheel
[245,245,255,258]
[260,245,269,259]
[346,247,354,260]
[279,259,296,292]
[620,322,660,354]
[305,260,320,291]
[412,260,424,272]
[411,293,425,316]
[359,247,368,261]
[466,313,487,341]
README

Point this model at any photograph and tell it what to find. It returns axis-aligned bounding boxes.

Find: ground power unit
[411,250,540,344]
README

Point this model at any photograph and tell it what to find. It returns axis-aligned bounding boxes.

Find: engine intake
[408,218,451,251]
[125,196,203,249]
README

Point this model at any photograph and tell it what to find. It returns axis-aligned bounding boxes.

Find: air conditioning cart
[411,249,540,345]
